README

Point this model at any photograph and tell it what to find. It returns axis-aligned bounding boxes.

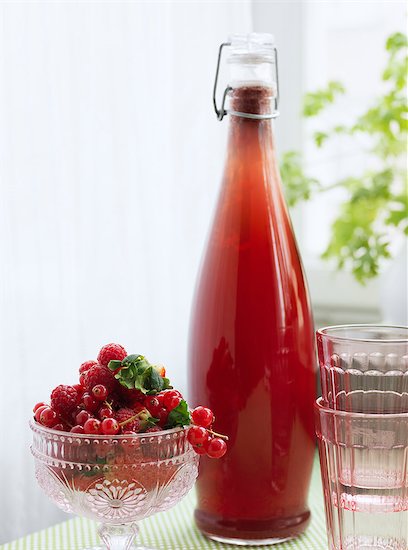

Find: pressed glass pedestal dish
[30,421,199,550]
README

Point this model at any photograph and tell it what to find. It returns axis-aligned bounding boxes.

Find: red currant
[76,410,92,426]
[101,418,120,435]
[34,405,48,422]
[162,390,182,408]
[83,393,99,413]
[71,425,85,434]
[191,406,214,428]
[83,418,101,434]
[205,437,227,459]
[39,407,58,427]
[33,402,47,413]
[98,406,114,420]
[144,396,161,416]
[51,423,65,431]
[167,396,182,411]
[187,426,209,446]
[92,384,108,401]
[157,407,169,427]
[192,444,207,455]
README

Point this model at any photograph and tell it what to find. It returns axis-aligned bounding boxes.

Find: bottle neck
[226,85,278,174]
[229,85,275,117]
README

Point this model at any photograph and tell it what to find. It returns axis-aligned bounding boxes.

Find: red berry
[83,418,101,434]
[83,365,117,394]
[101,418,120,435]
[34,405,48,423]
[97,343,127,367]
[118,386,144,406]
[191,406,214,428]
[146,426,161,433]
[73,383,84,396]
[192,444,207,455]
[162,390,182,409]
[71,425,85,434]
[92,384,108,401]
[51,423,65,431]
[82,393,99,413]
[76,410,92,426]
[51,385,78,416]
[33,402,47,413]
[144,396,161,416]
[98,406,114,420]
[79,372,87,388]
[79,360,98,374]
[115,408,141,432]
[157,407,169,427]
[187,426,209,446]
[167,396,182,411]
[205,437,227,459]
[39,407,58,427]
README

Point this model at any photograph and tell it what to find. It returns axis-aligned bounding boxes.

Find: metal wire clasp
[212,41,280,121]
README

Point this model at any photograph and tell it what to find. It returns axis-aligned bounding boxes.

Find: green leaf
[107,360,122,372]
[314,131,328,147]
[303,81,345,117]
[112,354,172,395]
[165,400,191,428]
[280,151,321,207]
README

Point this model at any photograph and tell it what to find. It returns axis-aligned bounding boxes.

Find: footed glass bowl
[30,421,199,550]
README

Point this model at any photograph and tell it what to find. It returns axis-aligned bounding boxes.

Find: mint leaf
[112,354,172,395]
[108,360,123,372]
[165,400,191,428]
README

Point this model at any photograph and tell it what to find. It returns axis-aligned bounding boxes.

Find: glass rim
[315,397,408,419]
[316,324,408,344]
[29,419,187,440]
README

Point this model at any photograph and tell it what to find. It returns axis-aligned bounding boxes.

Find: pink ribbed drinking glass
[315,397,408,550]
[316,325,408,413]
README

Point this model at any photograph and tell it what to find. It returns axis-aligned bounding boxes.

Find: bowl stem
[98,522,139,550]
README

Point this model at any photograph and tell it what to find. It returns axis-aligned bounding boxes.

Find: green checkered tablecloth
[1,456,327,550]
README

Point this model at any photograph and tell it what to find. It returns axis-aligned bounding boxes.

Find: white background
[0,0,406,542]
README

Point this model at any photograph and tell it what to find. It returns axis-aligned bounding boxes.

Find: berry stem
[206,428,229,441]
[118,414,139,428]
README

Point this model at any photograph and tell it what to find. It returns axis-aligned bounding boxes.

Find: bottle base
[194,509,311,546]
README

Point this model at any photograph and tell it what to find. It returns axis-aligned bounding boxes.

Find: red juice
[188,86,316,543]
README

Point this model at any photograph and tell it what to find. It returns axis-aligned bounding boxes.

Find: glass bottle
[188,33,316,544]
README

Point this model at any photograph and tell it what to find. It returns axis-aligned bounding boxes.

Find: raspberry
[146,426,161,433]
[115,408,141,432]
[97,343,127,367]
[118,385,144,406]
[83,365,117,394]
[79,360,98,374]
[50,385,78,416]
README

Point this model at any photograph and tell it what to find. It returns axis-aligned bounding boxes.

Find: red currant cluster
[188,406,228,458]
[32,343,228,460]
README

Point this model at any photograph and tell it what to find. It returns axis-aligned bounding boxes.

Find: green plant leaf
[111,354,171,394]
[280,151,321,207]
[165,400,191,428]
[303,81,345,117]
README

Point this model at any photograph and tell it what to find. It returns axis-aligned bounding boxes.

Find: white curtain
[0,2,252,541]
